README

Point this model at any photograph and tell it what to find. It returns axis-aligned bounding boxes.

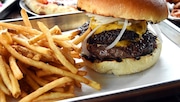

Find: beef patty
[82,29,157,62]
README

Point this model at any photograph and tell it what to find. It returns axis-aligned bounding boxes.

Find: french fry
[0,56,12,93]
[87,79,101,90]
[21,9,32,28]
[28,33,45,44]
[37,21,78,74]
[70,51,81,58]
[67,84,74,93]
[0,26,3,30]
[77,70,87,76]
[0,43,9,60]
[61,48,75,65]
[16,33,29,40]
[0,9,101,102]
[73,28,91,45]
[35,38,50,48]
[0,77,11,95]
[74,80,82,88]
[8,70,21,98]
[20,46,84,79]
[0,21,101,90]
[75,61,85,69]
[12,45,57,63]
[28,25,61,44]
[9,56,23,80]
[42,75,60,82]
[49,25,61,35]
[70,29,81,37]
[54,40,80,52]
[32,53,42,61]
[3,60,21,98]
[51,87,65,93]
[17,61,40,91]
[36,70,54,77]
[23,67,49,86]
[0,29,13,44]
[0,39,90,83]
[0,22,42,35]
[12,36,53,56]
[0,89,6,102]
[33,92,75,102]
[25,75,40,91]
[53,30,79,41]
[52,34,73,41]
[19,77,73,102]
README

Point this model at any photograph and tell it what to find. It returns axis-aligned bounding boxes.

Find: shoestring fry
[0,9,100,102]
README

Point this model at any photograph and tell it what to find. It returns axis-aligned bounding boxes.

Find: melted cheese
[90,18,147,35]
[89,18,147,47]
[115,40,130,47]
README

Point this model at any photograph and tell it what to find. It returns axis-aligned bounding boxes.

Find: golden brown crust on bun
[77,0,168,23]
[83,39,162,76]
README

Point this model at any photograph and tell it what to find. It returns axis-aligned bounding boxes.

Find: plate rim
[19,0,82,16]
[19,0,40,16]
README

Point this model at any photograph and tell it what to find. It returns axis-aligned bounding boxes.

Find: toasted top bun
[77,0,168,23]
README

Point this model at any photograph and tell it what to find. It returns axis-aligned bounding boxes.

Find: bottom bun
[83,39,162,76]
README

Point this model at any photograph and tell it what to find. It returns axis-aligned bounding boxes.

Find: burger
[77,0,168,75]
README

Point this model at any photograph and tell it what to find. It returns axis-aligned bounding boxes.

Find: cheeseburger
[77,0,168,75]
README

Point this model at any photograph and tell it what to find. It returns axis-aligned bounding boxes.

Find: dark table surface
[1,1,180,102]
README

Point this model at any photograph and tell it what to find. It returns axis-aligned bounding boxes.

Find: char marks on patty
[83,30,157,62]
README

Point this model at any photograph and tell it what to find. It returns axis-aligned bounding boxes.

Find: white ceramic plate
[19,0,39,16]
[19,0,81,16]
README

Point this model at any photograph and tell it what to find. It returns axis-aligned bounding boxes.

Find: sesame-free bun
[77,0,168,23]
[83,39,162,76]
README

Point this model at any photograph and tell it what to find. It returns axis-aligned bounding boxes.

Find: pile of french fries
[0,9,100,102]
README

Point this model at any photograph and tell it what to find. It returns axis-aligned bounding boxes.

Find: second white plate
[19,0,39,16]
